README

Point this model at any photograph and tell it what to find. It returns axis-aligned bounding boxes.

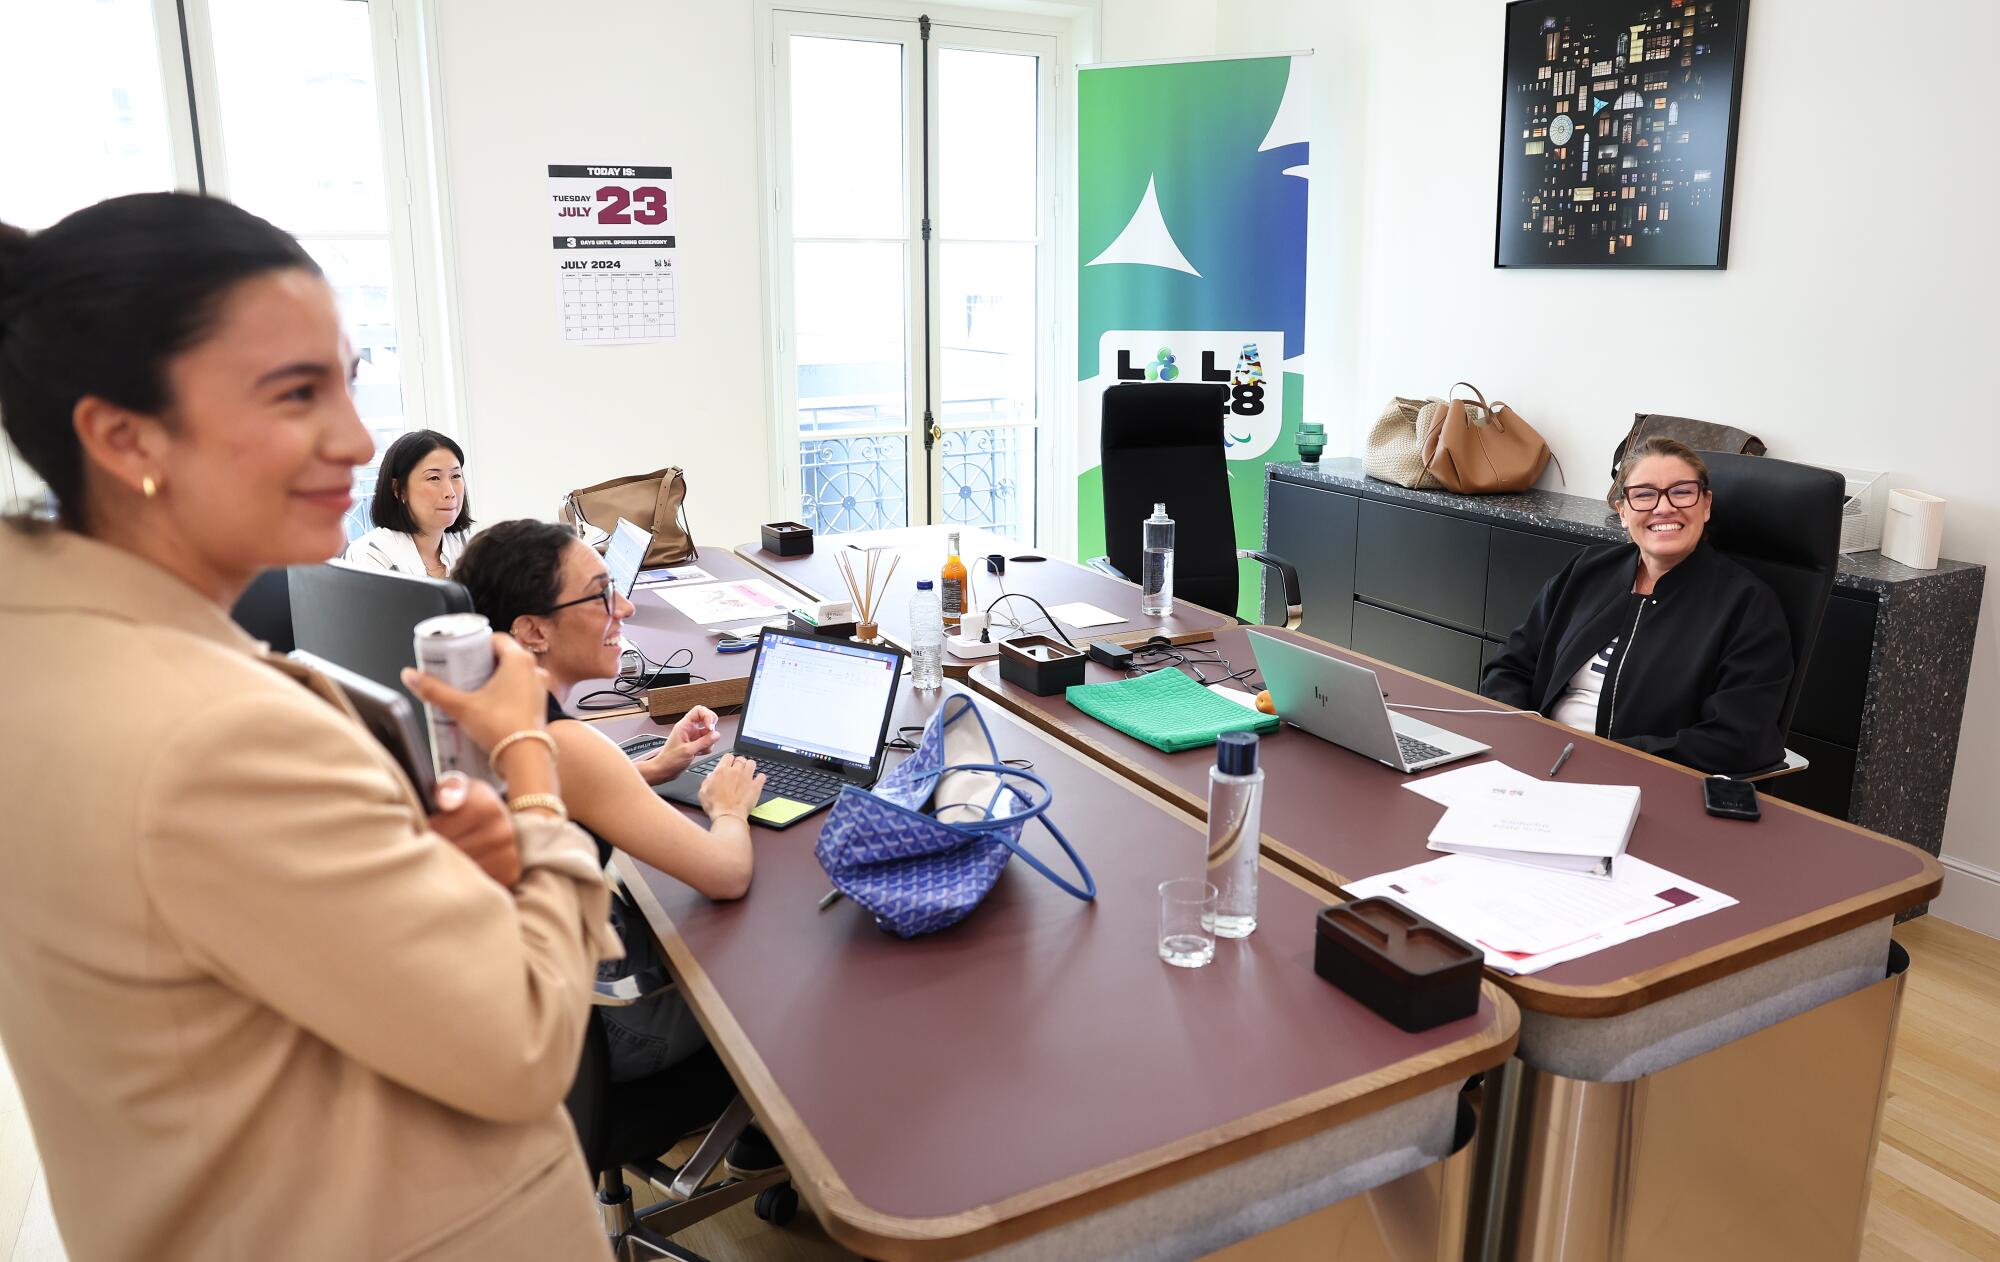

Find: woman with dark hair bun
[344,427,474,577]
[0,194,615,1260]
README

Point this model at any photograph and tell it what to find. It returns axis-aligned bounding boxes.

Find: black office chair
[1091,383,1302,628]
[289,561,474,753]
[1699,450,1844,780]
[229,567,295,652]
[571,961,797,1259]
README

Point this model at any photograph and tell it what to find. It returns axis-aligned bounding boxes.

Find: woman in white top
[343,428,472,578]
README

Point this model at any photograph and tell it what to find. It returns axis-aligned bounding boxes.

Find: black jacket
[1479,539,1792,773]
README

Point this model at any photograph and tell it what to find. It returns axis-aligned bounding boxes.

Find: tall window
[0,0,440,536]
[768,10,1057,543]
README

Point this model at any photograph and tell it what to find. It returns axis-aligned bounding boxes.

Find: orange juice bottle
[940,531,967,632]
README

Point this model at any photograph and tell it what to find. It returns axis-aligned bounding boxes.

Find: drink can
[413,612,496,786]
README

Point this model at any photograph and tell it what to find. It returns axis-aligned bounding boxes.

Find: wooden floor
[1,915,1993,1260]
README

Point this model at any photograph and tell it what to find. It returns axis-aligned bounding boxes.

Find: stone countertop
[1268,458,1984,595]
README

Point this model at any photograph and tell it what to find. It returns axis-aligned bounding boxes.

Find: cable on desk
[1126,636,1260,690]
[983,592,1076,648]
[574,645,701,712]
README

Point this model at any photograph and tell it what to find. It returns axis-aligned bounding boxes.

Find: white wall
[427,0,774,546]
[1189,0,2000,932]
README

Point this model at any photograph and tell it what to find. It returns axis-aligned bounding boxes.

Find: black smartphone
[1702,776,1760,821]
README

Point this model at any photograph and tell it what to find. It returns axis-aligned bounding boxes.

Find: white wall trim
[1930,854,2000,941]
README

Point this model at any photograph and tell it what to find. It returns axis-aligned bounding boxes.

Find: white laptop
[1248,631,1489,773]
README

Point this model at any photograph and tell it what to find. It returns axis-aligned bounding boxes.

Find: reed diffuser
[835,546,899,644]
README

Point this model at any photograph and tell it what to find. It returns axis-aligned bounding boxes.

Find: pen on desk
[817,888,844,911]
[1547,742,1575,778]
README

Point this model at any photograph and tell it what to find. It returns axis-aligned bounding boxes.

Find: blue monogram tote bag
[815,694,1096,938]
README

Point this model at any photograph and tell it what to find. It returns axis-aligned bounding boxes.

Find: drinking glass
[1158,879,1218,969]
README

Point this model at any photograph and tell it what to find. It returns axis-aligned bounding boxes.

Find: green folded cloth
[1065,668,1278,753]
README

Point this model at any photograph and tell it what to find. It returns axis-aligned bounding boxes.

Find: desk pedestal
[1479,942,1908,1261]
[1204,1088,1481,1262]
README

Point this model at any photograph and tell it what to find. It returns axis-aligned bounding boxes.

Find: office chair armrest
[593,969,676,1007]
[1729,748,1811,783]
[1086,555,1128,581]
[1235,550,1304,630]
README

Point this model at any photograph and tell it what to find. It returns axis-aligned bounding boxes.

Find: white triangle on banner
[1084,176,1200,276]
[1257,61,1310,153]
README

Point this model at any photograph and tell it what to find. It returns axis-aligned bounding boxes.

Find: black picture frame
[1494,0,1750,270]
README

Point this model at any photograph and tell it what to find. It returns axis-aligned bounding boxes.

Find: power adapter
[642,669,691,689]
[1086,640,1135,670]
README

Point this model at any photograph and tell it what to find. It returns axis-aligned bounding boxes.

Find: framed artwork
[1495,0,1750,269]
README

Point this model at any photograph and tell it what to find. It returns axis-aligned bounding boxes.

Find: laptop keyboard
[687,754,846,805]
[1394,732,1453,766]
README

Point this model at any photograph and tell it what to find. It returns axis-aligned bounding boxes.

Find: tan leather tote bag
[559,466,697,565]
[1363,396,1447,489]
[1421,383,1557,494]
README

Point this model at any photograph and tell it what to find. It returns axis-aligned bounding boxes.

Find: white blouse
[342,527,469,579]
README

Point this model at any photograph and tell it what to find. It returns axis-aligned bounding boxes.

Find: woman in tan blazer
[0,194,618,1260]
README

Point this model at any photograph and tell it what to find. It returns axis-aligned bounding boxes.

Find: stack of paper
[1406,762,1639,878]
[1342,853,1736,975]
[656,578,793,626]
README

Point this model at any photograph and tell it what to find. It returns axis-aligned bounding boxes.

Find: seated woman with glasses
[1480,436,1792,773]
[452,519,765,1083]
[343,428,473,578]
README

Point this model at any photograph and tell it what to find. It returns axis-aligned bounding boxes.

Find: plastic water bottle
[1141,503,1175,616]
[1206,731,1264,938]
[910,579,944,690]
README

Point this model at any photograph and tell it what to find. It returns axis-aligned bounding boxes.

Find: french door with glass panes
[769,11,1056,543]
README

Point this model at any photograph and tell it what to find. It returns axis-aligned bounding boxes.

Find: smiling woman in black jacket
[1480,437,1792,774]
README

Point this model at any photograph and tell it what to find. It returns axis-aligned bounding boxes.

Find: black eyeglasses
[1621,480,1705,511]
[544,582,616,616]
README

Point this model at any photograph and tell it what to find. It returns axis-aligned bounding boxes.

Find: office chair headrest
[1100,382,1228,451]
[1697,451,1844,571]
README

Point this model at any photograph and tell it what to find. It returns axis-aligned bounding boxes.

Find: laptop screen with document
[737,632,902,772]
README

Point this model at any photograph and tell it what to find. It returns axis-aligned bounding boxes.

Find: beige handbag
[1364,396,1447,489]
[559,466,697,566]
[1421,383,1559,495]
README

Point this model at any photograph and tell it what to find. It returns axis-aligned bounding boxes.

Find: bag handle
[940,765,1095,901]
[1448,382,1492,416]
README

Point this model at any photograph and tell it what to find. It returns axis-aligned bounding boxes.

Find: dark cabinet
[1267,479,1358,646]
[1486,527,1588,638]
[1355,500,1489,634]
[1353,601,1486,692]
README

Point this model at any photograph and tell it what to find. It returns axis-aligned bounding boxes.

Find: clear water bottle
[909,579,944,690]
[1141,502,1175,616]
[1206,731,1263,938]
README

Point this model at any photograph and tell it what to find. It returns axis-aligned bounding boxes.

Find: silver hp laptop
[1248,631,1489,773]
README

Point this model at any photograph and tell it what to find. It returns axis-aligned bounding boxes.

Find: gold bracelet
[709,810,750,829]
[489,729,558,768]
[507,793,568,822]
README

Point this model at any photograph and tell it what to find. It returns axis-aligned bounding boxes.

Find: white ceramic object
[1880,489,1945,570]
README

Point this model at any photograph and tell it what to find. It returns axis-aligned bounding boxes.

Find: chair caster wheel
[754,1183,798,1226]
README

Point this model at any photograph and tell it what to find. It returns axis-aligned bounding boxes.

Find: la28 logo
[1114,344,1265,415]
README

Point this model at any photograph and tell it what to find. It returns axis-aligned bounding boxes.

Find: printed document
[657,579,793,626]
[1343,853,1735,975]
[1405,764,1640,876]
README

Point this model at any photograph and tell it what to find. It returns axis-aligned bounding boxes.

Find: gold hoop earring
[141,476,158,499]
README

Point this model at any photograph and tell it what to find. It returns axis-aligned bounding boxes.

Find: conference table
[565,547,815,719]
[593,684,1519,1260]
[732,525,1235,676]
[967,618,1943,1260]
